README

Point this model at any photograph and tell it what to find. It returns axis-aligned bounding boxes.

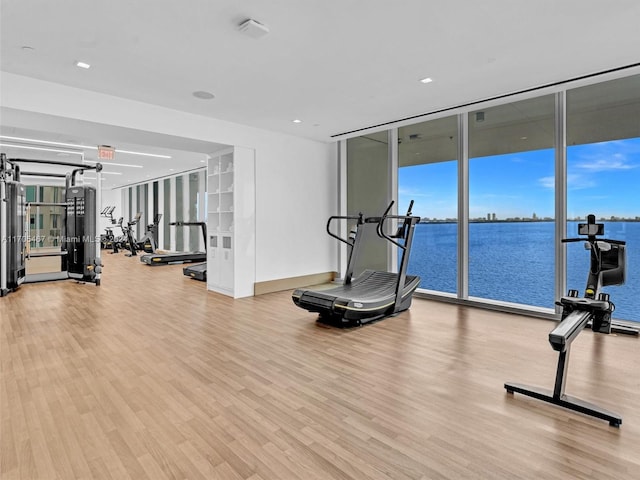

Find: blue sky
[399,138,640,220]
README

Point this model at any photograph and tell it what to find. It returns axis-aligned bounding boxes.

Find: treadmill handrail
[376,200,420,250]
[326,213,364,247]
[170,221,208,250]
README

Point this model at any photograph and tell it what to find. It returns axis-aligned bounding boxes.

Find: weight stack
[65,185,98,283]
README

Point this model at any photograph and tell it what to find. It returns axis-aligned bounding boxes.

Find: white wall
[1,73,338,283]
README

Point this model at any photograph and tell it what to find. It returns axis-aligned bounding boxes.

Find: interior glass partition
[398,116,458,293]
[467,95,556,307]
[188,172,203,252]
[566,74,640,322]
[163,179,171,250]
[175,175,184,251]
[346,132,391,275]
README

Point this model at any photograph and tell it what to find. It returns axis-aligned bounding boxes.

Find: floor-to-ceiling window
[398,116,458,293]
[467,95,556,307]
[566,74,640,322]
[345,71,640,323]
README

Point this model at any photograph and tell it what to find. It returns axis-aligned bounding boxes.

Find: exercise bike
[505,214,637,427]
[121,213,141,257]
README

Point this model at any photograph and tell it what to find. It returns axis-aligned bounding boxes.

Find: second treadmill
[140,221,207,266]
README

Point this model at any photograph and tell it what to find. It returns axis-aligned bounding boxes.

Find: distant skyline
[399,138,640,220]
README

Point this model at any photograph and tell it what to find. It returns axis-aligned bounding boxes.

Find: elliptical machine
[505,214,637,427]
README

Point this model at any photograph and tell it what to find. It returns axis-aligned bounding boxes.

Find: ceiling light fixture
[292,119,302,124]
[82,160,143,168]
[0,136,87,149]
[420,77,433,84]
[0,136,170,159]
[0,143,83,156]
[192,91,215,100]
[114,149,171,159]
[76,61,91,69]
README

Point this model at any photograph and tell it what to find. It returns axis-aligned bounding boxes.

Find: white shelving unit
[206,147,255,298]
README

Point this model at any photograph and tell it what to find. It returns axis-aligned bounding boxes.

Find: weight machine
[1,153,103,295]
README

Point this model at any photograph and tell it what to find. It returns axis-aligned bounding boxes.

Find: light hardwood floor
[2,252,639,479]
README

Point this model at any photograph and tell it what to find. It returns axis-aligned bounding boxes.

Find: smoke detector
[238,19,270,38]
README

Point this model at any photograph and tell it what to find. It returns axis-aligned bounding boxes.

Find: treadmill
[292,201,421,326]
[183,261,206,281]
[140,221,207,266]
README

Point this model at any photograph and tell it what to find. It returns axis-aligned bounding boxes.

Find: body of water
[407,221,640,322]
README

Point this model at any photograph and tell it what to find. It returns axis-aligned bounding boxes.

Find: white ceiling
[2,0,640,186]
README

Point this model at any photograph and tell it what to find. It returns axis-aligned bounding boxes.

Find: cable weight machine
[1,154,104,296]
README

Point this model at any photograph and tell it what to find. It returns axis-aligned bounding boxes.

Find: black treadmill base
[316,308,406,328]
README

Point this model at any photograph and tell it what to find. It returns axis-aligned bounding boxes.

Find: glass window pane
[25,186,36,203]
[567,74,640,322]
[347,132,390,274]
[398,116,458,293]
[468,95,556,307]
[163,179,171,250]
[175,175,184,251]
[135,185,142,238]
[189,172,200,252]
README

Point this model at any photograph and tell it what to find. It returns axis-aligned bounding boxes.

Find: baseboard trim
[254,271,336,295]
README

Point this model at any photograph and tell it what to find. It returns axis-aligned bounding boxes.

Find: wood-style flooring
[2,252,640,479]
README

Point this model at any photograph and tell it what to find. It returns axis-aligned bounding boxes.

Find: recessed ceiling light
[21,46,35,52]
[420,77,433,84]
[76,61,91,69]
[193,91,215,100]
[292,119,302,124]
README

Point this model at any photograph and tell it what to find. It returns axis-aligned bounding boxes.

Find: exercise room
[2,2,640,479]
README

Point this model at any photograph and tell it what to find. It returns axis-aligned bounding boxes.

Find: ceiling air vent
[238,19,270,39]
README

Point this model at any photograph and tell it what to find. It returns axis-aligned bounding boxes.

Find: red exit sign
[98,145,115,160]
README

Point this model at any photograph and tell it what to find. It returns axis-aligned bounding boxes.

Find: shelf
[207,146,254,298]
